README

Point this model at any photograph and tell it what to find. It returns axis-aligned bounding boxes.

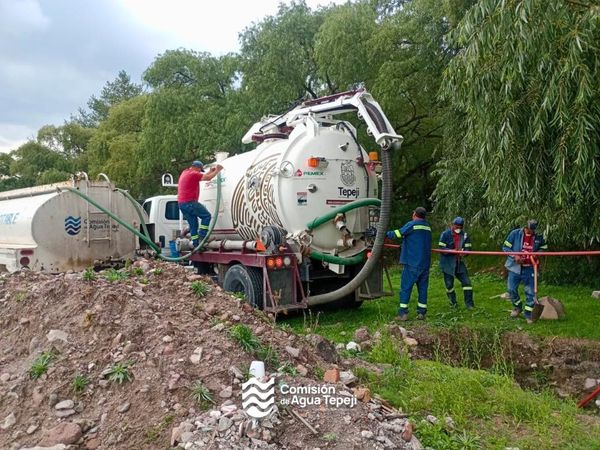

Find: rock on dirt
[38,422,82,446]
[592,291,600,299]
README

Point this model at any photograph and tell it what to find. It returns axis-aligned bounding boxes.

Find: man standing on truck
[177,160,223,247]
[502,219,547,324]
[386,207,432,321]
[438,217,474,309]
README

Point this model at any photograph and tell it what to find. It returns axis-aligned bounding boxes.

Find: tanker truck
[0,175,144,272]
[143,89,402,312]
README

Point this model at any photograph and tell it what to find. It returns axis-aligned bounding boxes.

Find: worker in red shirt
[177,161,223,247]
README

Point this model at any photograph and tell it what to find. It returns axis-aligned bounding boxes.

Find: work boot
[416,313,426,321]
[510,308,522,318]
[394,314,408,322]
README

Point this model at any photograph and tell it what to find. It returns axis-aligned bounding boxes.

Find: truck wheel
[223,264,264,309]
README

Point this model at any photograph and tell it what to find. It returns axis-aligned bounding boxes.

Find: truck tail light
[20,249,34,255]
[20,256,30,267]
[275,257,283,268]
[266,258,276,269]
[283,256,292,267]
[307,157,328,169]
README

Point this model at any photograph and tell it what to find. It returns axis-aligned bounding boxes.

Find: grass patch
[191,280,209,298]
[82,267,96,281]
[283,268,600,449]
[229,324,261,352]
[28,351,56,379]
[145,414,174,443]
[72,374,90,394]
[190,380,214,409]
[104,268,129,282]
[285,268,600,342]
[105,362,133,384]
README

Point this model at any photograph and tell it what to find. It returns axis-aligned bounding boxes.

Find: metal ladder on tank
[84,178,113,248]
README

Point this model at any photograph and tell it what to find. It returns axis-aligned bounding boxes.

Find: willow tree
[435,0,600,248]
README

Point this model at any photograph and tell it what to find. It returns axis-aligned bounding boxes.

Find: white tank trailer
[200,98,387,261]
[0,178,145,272]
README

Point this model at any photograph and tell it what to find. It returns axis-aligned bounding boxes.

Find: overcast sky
[0,0,344,153]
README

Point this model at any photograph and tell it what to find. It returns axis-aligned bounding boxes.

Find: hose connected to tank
[306,100,398,306]
[61,174,222,262]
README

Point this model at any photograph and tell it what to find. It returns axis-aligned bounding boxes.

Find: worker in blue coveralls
[385,207,432,321]
[438,217,474,309]
[502,219,547,324]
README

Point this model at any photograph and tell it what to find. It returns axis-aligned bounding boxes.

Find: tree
[9,141,72,186]
[76,70,144,127]
[435,0,600,247]
[140,50,250,195]
[87,95,148,195]
[239,1,330,113]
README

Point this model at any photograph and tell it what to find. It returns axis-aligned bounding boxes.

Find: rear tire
[223,264,264,309]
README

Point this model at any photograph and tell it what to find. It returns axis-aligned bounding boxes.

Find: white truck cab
[141,195,181,249]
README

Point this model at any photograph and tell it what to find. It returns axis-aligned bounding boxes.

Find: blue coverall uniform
[502,228,547,319]
[438,228,474,307]
[386,219,432,316]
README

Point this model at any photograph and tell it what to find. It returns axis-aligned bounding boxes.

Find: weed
[72,374,90,393]
[229,324,260,352]
[322,432,337,442]
[191,280,209,298]
[145,414,174,443]
[131,267,144,276]
[190,380,214,409]
[105,362,133,384]
[257,344,280,368]
[14,292,26,302]
[279,363,298,376]
[302,309,321,333]
[230,291,246,301]
[314,367,325,380]
[29,351,56,379]
[82,267,96,281]
[153,268,163,276]
[104,268,129,282]
[139,277,149,285]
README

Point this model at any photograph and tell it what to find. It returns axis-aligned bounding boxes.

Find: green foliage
[14,292,26,303]
[229,324,261,353]
[105,362,133,384]
[190,380,214,409]
[29,351,56,379]
[104,268,129,282]
[130,267,144,276]
[436,0,600,248]
[83,268,96,282]
[190,280,209,298]
[257,344,280,369]
[145,414,174,443]
[153,268,163,276]
[72,374,90,393]
[279,363,298,376]
[77,70,143,127]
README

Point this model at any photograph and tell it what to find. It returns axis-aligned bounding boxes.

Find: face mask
[454,228,462,234]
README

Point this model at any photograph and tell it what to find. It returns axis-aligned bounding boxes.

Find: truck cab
[141,195,181,249]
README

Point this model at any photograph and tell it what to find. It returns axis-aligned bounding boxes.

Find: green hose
[309,250,366,265]
[306,197,381,265]
[306,198,381,230]
[63,174,222,262]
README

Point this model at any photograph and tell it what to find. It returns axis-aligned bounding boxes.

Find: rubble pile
[0,261,422,449]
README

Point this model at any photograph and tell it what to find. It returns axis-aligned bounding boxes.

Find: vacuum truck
[0,89,401,313]
[143,89,402,312]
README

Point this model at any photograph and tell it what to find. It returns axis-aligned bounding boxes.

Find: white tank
[0,179,144,272]
[201,121,378,256]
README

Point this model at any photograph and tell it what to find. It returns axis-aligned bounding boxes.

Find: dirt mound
[0,262,420,449]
